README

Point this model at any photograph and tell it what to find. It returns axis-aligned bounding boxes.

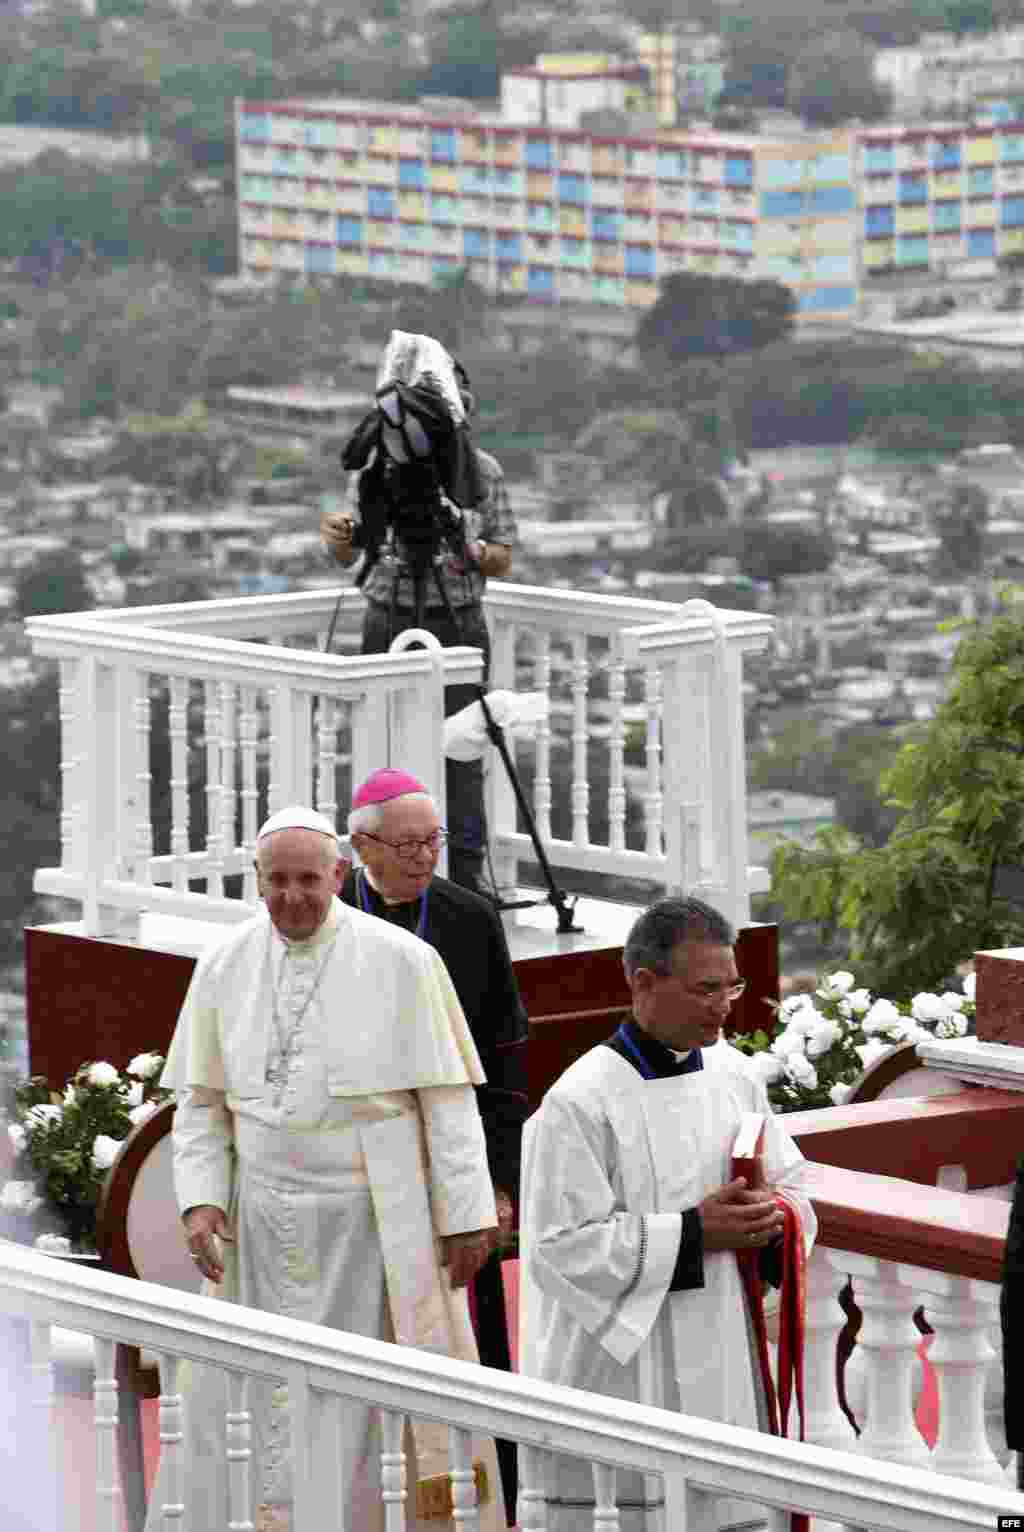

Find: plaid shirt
[353,448,516,612]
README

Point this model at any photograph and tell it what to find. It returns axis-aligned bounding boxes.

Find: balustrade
[26,587,775,933]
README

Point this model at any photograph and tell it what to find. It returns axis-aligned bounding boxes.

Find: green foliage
[14,548,94,618]
[768,598,1024,995]
[739,522,834,581]
[749,720,903,847]
[786,30,891,124]
[637,274,796,366]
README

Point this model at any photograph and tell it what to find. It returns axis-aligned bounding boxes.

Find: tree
[636,274,796,368]
[786,30,891,125]
[739,523,834,582]
[417,3,502,99]
[14,549,94,618]
[934,482,987,576]
[768,599,1024,997]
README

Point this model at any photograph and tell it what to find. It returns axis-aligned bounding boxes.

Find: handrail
[0,1240,1018,1529]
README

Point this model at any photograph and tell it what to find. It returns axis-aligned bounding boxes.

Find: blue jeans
[361,600,491,879]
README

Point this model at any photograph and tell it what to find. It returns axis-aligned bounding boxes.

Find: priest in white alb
[519,896,816,1532]
[144,803,500,1532]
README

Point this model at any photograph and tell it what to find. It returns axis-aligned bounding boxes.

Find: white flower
[935,1013,969,1040]
[780,993,815,1018]
[787,1007,826,1037]
[34,1233,71,1254]
[85,1061,121,1088]
[855,1039,892,1070]
[785,1053,818,1089]
[0,1180,43,1215]
[7,1123,26,1153]
[128,1099,161,1127]
[62,1084,77,1107]
[862,999,902,1035]
[771,1028,807,1058]
[26,1103,62,1129]
[91,1135,124,1171]
[127,1052,164,1081]
[940,991,965,1013]
[962,973,976,1003]
[911,992,952,1026]
[121,1081,144,1108]
[805,1019,842,1058]
[846,988,872,1015]
[749,1051,785,1085]
[817,971,855,998]
[829,1081,854,1106]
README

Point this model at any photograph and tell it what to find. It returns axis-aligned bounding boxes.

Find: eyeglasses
[359,829,448,863]
[686,979,747,1004]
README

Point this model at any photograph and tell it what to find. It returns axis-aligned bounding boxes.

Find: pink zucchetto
[256,805,339,843]
[351,768,428,811]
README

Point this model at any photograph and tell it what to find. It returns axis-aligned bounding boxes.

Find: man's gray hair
[347,791,434,836]
[623,896,734,977]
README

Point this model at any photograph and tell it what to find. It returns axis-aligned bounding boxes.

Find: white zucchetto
[256,805,339,844]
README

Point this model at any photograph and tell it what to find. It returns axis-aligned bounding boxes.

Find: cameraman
[320,399,515,897]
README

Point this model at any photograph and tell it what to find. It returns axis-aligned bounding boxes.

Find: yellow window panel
[895,207,929,233]
[970,202,996,225]
[397,194,426,219]
[430,168,458,192]
[863,242,893,267]
[966,137,996,164]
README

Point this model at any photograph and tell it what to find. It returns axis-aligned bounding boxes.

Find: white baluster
[133,669,154,885]
[571,634,590,846]
[220,680,239,870]
[57,657,81,870]
[238,686,260,901]
[642,663,663,856]
[518,1444,548,1532]
[94,1335,122,1532]
[533,633,553,844]
[986,1314,1010,1465]
[591,1462,620,1532]
[168,674,190,892]
[913,1270,1004,1484]
[803,1250,861,1452]
[607,653,627,851]
[315,692,340,822]
[380,1408,407,1532]
[204,679,225,897]
[29,1321,58,1532]
[845,1255,930,1469]
[449,1424,480,1531]
[156,1352,185,1528]
[225,1370,255,1532]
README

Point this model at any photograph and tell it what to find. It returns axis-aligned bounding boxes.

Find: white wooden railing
[25,586,774,934]
[1,1239,1020,1532]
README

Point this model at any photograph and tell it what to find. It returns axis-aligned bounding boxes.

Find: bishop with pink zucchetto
[149,800,504,1532]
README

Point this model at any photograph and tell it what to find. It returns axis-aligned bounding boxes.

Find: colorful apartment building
[858,120,1024,284]
[234,93,860,323]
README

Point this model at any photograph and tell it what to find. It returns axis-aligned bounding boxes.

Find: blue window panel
[593,275,624,302]
[494,169,524,195]
[723,222,753,250]
[431,129,456,161]
[990,101,1013,122]
[932,200,961,231]
[811,152,851,183]
[1003,195,1024,226]
[433,256,458,276]
[798,285,857,312]
[368,250,393,274]
[561,236,586,265]
[591,209,622,240]
[759,158,803,189]
[305,243,334,275]
[240,114,270,142]
[657,150,686,178]
[398,159,426,190]
[528,265,554,295]
[864,145,894,174]
[398,223,425,247]
[809,184,853,214]
[811,252,853,280]
[896,234,929,265]
[968,227,996,258]
[336,217,362,245]
[1000,134,1024,161]
[459,167,490,193]
[932,143,961,170]
[898,174,927,204]
[273,153,297,175]
[429,195,457,223]
[866,205,894,236]
[525,140,553,170]
[694,188,718,210]
[526,203,554,230]
[724,156,753,186]
[463,228,489,258]
[367,188,394,218]
[495,233,521,261]
[760,190,804,218]
[624,244,655,277]
[968,167,995,196]
[558,173,587,204]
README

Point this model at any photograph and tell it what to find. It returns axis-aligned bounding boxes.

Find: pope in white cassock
[144,803,499,1532]
[519,896,816,1532]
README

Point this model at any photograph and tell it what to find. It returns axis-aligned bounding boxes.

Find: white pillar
[845,1255,930,1469]
[913,1268,1004,1484]
[803,1249,862,1453]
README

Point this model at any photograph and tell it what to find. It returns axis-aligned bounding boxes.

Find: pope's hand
[441,1226,497,1288]
[698,1177,785,1253]
[182,1203,234,1284]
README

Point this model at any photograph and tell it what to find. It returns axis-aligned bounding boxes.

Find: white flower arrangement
[730,971,975,1112]
[2,1055,169,1251]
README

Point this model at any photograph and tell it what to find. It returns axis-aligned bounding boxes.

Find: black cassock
[1002,1156,1024,1488]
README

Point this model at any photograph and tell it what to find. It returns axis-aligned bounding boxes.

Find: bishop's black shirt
[341,868,529,1195]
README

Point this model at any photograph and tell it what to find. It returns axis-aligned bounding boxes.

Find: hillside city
[4,0,1024,1053]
